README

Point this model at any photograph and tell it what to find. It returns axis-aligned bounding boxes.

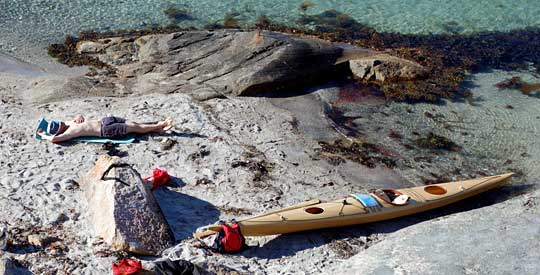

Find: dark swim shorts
[101,116,127,138]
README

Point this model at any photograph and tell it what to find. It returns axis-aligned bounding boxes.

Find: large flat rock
[75,30,379,98]
[81,155,174,256]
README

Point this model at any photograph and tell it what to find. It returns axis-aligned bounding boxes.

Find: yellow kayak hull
[195,173,513,237]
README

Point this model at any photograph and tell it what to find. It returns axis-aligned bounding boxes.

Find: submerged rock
[80,155,174,256]
[349,53,427,82]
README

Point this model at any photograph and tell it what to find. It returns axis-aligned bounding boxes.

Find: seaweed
[388,130,403,140]
[255,15,272,29]
[223,12,241,28]
[298,1,314,12]
[231,159,274,182]
[164,7,195,24]
[216,205,252,216]
[291,10,540,102]
[47,35,111,70]
[495,76,540,96]
[440,21,464,34]
[317,139,397,168]
[414,132,460,151]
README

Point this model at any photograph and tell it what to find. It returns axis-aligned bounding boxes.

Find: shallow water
[310,70,540,181]
[1,0,540,64]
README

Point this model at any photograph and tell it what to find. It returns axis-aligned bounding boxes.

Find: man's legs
[125,118,172,134]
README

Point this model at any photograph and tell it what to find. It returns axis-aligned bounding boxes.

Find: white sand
[1,54,539,274]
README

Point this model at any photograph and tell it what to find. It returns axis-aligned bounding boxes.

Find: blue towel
[35,118,136,144]
[352,194,380,207]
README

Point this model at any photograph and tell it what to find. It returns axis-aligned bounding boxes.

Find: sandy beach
[0,27,539,275]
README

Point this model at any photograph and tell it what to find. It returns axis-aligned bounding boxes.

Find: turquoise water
[1,0,540,64]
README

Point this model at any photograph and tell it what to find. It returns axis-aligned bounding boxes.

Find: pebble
[50,213,69,225]
[60,178,77,190]
[10,179,23,190]
[28,234,50,247]
[0,177,10,188]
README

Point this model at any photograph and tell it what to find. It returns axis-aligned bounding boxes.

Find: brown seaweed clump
[495,76,540,96]
[223,12,241,28]
[48,24,196,70]
[47,35,110,69]
[255,15,272,29]
[299,1,314,12]
[414,132,460,151]
[317,139,397,168]
[164,7,195,24]
[231,159,274,182]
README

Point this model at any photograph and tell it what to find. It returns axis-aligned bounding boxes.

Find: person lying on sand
[37,115,173,143]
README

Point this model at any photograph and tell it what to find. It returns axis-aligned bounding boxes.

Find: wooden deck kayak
[194,173,513,238]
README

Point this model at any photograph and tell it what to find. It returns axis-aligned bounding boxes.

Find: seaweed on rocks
[48,24,194,71]
[317,139,397,168]
[414,132,460,151]
[495,76,540,96]
[294,10,540,102]
[47,35,110,69]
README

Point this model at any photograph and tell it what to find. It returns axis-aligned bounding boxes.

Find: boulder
[79,30,361,97]
[80,155,174,255]
[349,54,427,82]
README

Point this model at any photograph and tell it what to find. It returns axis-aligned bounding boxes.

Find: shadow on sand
[242,182,536,259]
[153,188,220,242]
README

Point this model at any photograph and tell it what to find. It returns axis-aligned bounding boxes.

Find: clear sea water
[1,0,540,64]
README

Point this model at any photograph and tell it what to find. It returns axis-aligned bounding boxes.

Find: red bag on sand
[112,258,142,275]
[144,168,170,191]
[216,223,245,253]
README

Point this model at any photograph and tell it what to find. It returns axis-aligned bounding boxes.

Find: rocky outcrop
[349,53,427,82]
[70,30,431,99]
[80,155,174,256]
[75,30,371,97]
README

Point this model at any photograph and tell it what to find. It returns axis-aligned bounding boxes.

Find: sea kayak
[194,173,513,237]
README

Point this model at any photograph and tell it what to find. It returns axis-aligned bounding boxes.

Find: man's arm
[37,130,75,143]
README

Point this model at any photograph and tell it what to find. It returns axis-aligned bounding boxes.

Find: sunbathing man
[37,115,173,143]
